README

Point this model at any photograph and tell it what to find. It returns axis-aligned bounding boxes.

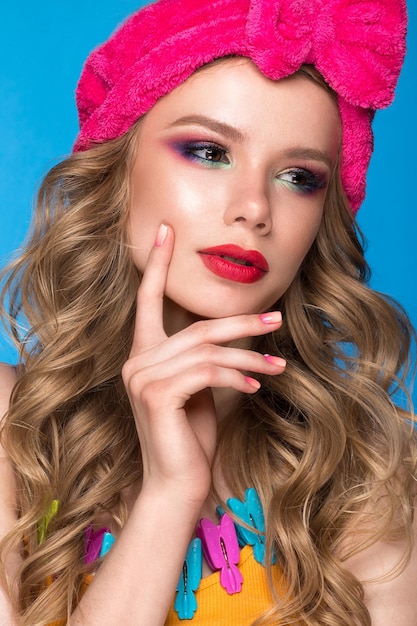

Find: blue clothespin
[175,538,202,620]
[226,488,275,566]
[100,531,115,558]
[84,526,115,564]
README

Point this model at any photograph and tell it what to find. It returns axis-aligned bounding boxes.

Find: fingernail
[264,354,286,367]
[245,376,261,390]
[155,223,168,247]
[259,311,282,324]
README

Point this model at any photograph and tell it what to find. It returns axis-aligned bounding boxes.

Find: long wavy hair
[0,66,416,626]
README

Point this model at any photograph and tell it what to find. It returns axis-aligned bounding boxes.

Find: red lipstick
[198,244,269,284]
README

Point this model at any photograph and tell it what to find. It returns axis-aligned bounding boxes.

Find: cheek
[278,202,323,259]
[128,192,162,274]
[132,157,213,225]
[296,215,322,255]
[267,205,323,297]
[127,213,151,275]
[128,164,172,269]
[128,166,213,273]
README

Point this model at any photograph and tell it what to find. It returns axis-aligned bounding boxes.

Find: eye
[178,142,230,166]
[277,168,327,194]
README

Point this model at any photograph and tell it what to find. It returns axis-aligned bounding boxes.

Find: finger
[130,364,265,420]
[130,223,174,355]
[123,346,286,423]
[176,311,284,353]
[124,344,286,389]
[128,310,283,367]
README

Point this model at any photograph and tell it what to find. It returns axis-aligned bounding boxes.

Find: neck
[162,295,201,336]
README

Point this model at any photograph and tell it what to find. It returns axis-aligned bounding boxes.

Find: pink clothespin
[84,526,114,565]
[197,513,243,594]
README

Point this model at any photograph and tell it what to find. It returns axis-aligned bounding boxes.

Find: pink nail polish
[245,376,261,390]
[259,311,282,324]
[264,354,286,367]
[155,223,168,247]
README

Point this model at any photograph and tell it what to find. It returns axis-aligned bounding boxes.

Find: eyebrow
[283,147,334,170]
[168,115,247,143]
[168,115,333,169]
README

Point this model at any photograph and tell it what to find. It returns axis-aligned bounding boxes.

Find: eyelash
[177,141,230,167]
[276,168,327,194]
[176,141,327,193]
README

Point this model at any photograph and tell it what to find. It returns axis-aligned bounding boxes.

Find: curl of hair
[0,126,142,624]
[0,73,416,625]
[217,169,416,625]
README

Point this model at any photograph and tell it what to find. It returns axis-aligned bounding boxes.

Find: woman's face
[129,59,340,321]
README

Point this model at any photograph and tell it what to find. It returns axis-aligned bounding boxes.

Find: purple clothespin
[196,513,242,594]
[84,526,114,565]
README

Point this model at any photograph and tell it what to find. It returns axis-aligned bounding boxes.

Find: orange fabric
[165,545,285,625]
[48,547,284,625]
[46,574,94,626]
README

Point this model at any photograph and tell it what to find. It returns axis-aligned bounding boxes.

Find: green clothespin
[37,499,59,544]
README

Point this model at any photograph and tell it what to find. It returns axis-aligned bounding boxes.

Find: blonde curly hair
[0,69,416,626]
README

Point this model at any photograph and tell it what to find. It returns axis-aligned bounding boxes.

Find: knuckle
[121,359,135,386]
[196,362,217,383]
[200,343,218,360]
[123,367,144,396]
[138,380,161,412]
[122,362,149,396]
[193,319,212,342]
[125,369,163,414]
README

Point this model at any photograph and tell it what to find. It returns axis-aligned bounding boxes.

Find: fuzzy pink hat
[74,0,407,213]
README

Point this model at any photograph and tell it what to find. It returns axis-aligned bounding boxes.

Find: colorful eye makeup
[276,167,327,194]
[173,141,231,167]
[171,138,328,194]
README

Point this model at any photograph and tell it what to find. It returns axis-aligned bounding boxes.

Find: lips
[198,244,269,284]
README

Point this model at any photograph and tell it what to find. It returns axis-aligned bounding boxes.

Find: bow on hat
[247,0,407,109]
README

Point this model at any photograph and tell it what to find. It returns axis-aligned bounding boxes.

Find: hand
[122,224,285,506]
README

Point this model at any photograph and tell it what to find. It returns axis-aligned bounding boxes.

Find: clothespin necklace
[38,488,271,621]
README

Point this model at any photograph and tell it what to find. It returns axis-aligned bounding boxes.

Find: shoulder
[0,362,18,505]
[0,364,20,624]
[345,511,417,625]
[0,363,18,424]
[0,362,19,510]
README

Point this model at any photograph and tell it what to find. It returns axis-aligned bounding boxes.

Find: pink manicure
[245,376,261,390]
[264,354,286,367]
[259,311,282,324]
[155,223,168,247]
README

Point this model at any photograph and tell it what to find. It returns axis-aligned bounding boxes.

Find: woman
[0,0,416,624]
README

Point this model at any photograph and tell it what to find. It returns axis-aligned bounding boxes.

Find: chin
[166,293,279,322]
[163,275,285,324]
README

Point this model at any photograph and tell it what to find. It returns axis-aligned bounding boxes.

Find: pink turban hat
[74,0,407,213]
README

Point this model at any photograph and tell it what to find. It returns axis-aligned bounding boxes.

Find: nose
[223,169,272,234]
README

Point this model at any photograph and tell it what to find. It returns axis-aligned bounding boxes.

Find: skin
[0,58,416,625]
[129,59,339,330]
[127,58,340,429]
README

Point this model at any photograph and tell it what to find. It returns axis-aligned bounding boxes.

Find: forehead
[141,57,340,157]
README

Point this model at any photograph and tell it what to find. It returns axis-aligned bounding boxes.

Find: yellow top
[166,545,285,625]
[48,545,285,625]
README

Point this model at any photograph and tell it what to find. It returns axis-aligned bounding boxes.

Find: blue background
[0,1,416,403]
